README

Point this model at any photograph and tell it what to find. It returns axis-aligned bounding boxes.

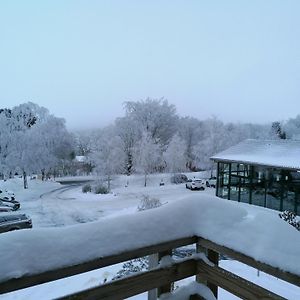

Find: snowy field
[0,173,299,299]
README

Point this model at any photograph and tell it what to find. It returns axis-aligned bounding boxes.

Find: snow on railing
[0,195,299,299]
[0,236,299,299]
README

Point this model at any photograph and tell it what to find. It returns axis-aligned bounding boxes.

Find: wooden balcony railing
[0,236,299,300]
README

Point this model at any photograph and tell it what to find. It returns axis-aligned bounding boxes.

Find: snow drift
[0,194,299,283]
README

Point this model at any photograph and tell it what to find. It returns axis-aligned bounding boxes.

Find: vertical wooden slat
[196,242,207,286]
[207,249,219,299]
[148,249,173,300]
[157,250,173,297]
[148,254,159,300]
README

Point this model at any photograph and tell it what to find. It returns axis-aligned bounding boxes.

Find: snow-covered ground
[0,173,299,299]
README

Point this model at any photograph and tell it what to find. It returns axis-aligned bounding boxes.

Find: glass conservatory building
[211,139,300,215]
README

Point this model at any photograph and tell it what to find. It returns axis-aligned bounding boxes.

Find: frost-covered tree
[270,121,286,140]
[35,116,75,178]
[163,134,186,174]
[0,103,75,187]
[134,132,162,187]
[283,115,300,140]
[194,117,227,171]
[115,117,139,175]
[177,117,204,170]
[74,130,94,156]
[0,111,12,177]
[90,127,125,191]
[193,117,272,172]
[124,98,178,147]
[239,123,271,140]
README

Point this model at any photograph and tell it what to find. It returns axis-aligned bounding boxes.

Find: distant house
[75,155,86,163]
[211,139,300,215]
[72,155,93,175]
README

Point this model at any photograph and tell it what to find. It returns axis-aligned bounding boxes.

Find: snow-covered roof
[211,139,300,170]
[75,155,86,162]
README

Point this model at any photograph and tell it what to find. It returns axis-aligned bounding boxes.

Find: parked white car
[206,177,217,188]
[186,179,206,190]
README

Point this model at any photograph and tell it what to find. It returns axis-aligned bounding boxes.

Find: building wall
[216,162,300,215]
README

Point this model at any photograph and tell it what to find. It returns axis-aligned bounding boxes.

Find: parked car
[0,214,32,233]
[0,189,15,201]
[186,179,206,190]
[0,204,15,212]
[206,177,217,188]
[171,173,188,184]
[0,198,20,211]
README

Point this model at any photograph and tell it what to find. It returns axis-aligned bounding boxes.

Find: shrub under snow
[82,184,92,193]
[93,183,109,194]
[137,194,162,211]
[279,210,300,231]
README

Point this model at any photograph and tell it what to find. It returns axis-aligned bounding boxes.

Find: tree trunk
[41,169,45,181]
[126,152,133,175]
[23,171,28,189]
[107,175,111,191]
[144,173,147,187]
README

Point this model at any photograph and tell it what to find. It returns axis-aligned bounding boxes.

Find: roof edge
[210,157,300,171]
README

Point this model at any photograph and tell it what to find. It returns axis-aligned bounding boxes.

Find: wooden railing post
[196,239,219,299]
[157,250,173,297]
[207,249,219,298]
[148,249,172,300]
[148,254,159,300]
[196,242,207,286]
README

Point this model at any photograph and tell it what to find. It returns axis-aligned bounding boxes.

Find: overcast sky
[0,1,299,130]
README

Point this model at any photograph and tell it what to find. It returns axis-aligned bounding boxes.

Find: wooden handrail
[198,237,300,287]
[197,260,285,300]
[0,235,299,299]
[0,236,197,295]
[57,258,197,300]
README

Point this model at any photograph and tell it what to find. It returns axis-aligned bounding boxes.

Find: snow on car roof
[211,139,300,170]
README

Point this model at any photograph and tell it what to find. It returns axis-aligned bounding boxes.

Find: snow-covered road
[39,184,79,201]
[1,173,214,229]
[28,174,214,228]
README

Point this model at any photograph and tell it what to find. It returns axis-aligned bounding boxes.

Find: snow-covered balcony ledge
[0,195,299,299]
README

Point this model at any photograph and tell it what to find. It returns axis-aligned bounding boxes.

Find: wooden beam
[198,237,300,287]
[196,242,207,286]
[0,236,197,295]
[197,260,286,300]
[148,253,159,300]
[57,258,198,300]
[207,249,219,299]
[157,250,173,297]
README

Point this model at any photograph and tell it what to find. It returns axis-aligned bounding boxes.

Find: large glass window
[217,163,230,199]
[285,171,300,214]
[239,164,251,204]
[252,166,267,207]
[216,161,299,215]
[229,163,239,202]
[265,169,282,211]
